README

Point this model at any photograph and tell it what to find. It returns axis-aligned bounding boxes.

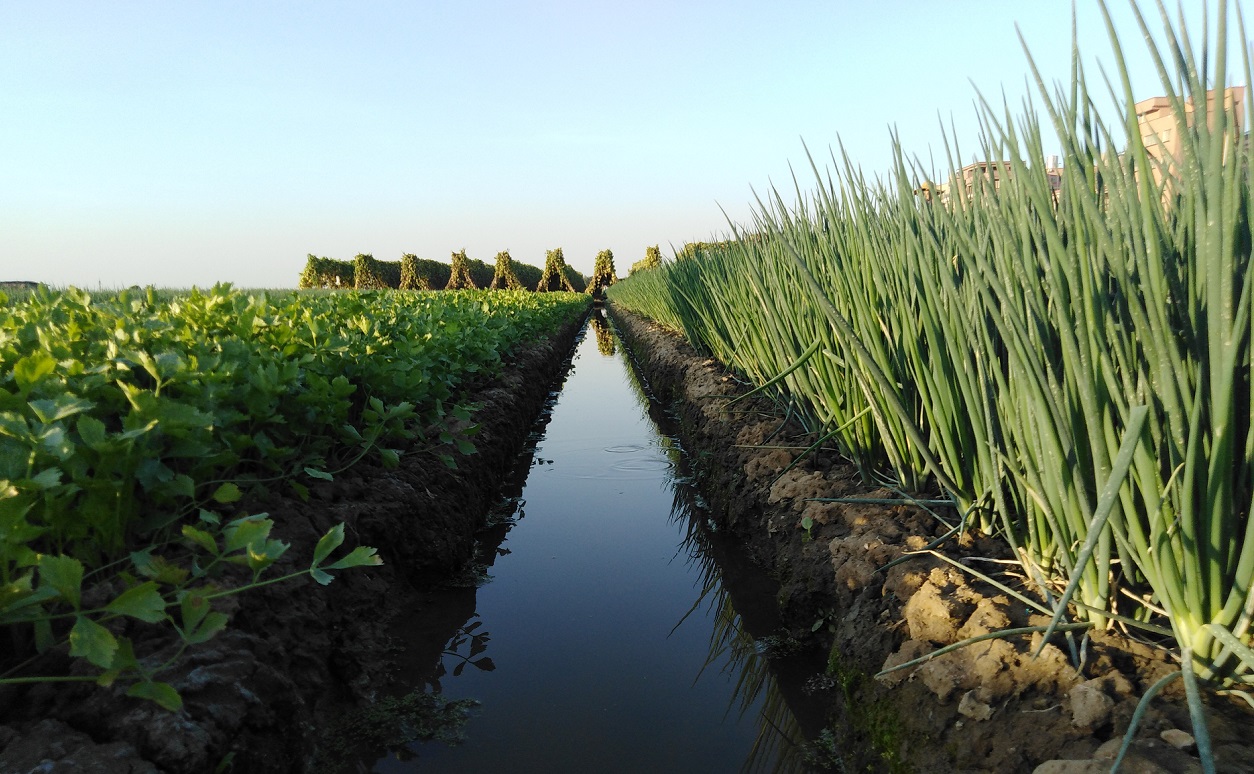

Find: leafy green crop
[0,283,589,704]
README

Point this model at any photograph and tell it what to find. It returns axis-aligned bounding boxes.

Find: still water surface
[370,313,824,772]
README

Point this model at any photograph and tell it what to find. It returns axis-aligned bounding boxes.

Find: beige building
[918,157,1062,205]
[956,160,1013,198]
[1135,86,1245,170]
[916,87,1244,204]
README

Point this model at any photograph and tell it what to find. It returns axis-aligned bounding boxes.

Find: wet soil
[608,304,1254,774]
[0,309,588,774]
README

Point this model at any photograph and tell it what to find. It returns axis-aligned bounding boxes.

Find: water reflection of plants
[591,309,617,356]
[344,576,500,768]
[318,689,479,771]
[669,462,823,773]
[611,317,693,475]
[349,494,519,770]
[608,314,658,405]
[433,618,496,691]
[346,326,574,772]
[610,309,824,772]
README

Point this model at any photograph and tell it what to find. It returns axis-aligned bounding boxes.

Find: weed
[823,647,912,774]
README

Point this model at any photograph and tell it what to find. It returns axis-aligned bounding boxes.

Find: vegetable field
[608,0,1254,740]
[0,284,589,705]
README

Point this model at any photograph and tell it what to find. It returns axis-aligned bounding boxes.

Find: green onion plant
[608,0,1254,692]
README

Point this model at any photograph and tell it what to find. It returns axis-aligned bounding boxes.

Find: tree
[489,250,524,290]
[354,254,400,289]
[446,249,478,290]
[536,248,576,292]
[589,249,617,299]
[630,245,663,275]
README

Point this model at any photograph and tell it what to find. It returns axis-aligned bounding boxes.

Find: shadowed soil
[609,303,1254,774]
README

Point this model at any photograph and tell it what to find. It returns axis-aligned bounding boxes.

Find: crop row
[608,2,1253,718]
[0,284,590,702]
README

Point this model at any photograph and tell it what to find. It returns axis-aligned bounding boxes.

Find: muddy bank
[0,307,589,774]
[608,304,1254,774]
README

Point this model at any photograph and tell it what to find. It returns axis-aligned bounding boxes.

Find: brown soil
[608,305,1254,774]
[0,310,588,774]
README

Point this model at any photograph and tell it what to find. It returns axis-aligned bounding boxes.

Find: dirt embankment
[609,304,1254,774]
[0,309,588,774]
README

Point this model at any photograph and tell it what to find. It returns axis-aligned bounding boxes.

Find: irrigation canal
[362,311,829,772]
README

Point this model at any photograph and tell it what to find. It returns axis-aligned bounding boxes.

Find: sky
[0,1,1244,288]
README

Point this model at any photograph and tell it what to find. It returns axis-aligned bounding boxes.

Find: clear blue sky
[0,1,1238,288]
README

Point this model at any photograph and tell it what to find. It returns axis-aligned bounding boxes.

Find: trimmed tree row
[299,250,603,293]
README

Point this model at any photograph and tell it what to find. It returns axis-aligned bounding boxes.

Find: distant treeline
[299,252,588,293]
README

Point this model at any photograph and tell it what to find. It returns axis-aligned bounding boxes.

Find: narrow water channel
[366,312,828,772]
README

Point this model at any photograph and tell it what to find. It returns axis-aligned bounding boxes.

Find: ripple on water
[549,450,676,481]
[610,457,674,473]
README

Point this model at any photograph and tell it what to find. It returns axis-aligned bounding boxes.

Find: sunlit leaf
[127,680,183,712]
[69,615,118,668]
[75,415,107,449]
[182,525,219,556]
[312,523,345,567]
[38,554,83,608]
[222,516,271,553]
[28,395,95,424]
[97,639,137,687]
[105,582,168,623]
[184,611,228,645]
[28,467,63,490]
[0,574,34,611]
[246,538,288,573]
[324,545,382,571]
[13,352,57,392]
[180,592,209,633]
[211,482,242,504]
